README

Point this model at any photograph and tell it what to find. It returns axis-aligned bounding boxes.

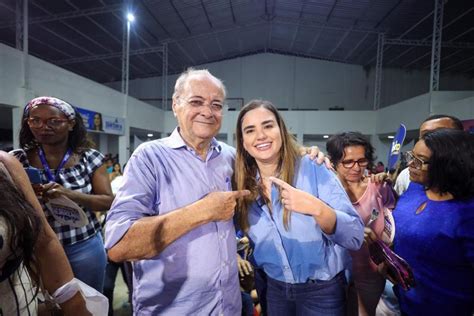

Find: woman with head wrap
[10,96,114,292]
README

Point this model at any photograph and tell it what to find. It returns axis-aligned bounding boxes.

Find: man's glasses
[404,151,429,170]
[26,117,69,129]
[340,158,369,169]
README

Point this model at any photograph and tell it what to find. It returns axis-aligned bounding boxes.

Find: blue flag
[387,124,407,171]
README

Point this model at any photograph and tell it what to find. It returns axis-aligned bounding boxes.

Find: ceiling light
[323,135,329,139]
[388,135,394,139]
[127,13,135,22]
[147,133,153,137]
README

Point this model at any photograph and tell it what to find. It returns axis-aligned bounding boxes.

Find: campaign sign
[103,115,125,135]
[387,123,406,170]
[77,107,103,131]
[46,196,89,228]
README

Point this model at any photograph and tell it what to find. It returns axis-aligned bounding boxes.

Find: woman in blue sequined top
[393,129,474,316]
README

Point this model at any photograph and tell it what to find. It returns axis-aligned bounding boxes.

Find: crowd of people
[0,68,473,316]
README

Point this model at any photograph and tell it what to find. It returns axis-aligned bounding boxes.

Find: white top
[110,175,124,195]
[394,167,410,196]
[0,217,38,316]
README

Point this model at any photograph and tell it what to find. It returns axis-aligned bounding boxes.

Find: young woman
[0,151,89,315]
[10,96,114,292]
[235,100,364,316]
[326,132,396,316]
[393,129,474,315]
[109,162,122,182]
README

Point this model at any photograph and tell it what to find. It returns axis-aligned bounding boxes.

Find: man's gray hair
[172,68,227,101]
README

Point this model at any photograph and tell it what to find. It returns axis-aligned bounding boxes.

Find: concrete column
[118,123,130,167]
[12,106,22,149]
[99,133,108,154]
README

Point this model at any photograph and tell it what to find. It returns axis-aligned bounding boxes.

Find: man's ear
[172,98,178,117]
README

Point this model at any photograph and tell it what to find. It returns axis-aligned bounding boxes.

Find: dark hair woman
[393,129,474,315]
[10,96,114,293]
[326,132,396,316]
[235,100,364,315]
[109,162,122,182]
[0,151,89,315]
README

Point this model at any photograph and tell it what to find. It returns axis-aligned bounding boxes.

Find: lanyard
[38,147,72,182]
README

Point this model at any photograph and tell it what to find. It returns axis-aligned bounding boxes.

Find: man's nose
[200,103,214,117]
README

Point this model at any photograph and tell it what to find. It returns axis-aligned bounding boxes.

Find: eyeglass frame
[404,151,429,170]
[339,158,370,169]
[26,117,70,129]
[177,97,225,113]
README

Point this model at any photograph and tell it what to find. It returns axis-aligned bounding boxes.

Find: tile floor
[111,270,132,316]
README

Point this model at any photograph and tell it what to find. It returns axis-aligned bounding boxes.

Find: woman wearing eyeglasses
[9,96,114,293]
[326,132,397,316]
[393,129,474,316]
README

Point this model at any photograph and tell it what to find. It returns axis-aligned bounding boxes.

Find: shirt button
[220,233,225,239]
[284,266,289,270]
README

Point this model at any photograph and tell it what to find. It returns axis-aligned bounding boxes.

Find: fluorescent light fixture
[127,13,135,22]
[323,135,329,139]
[147,133,153,137]
[388,135,394,139]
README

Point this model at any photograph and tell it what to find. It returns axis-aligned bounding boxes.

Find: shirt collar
[254,170,267,207]
[168,127,222,153]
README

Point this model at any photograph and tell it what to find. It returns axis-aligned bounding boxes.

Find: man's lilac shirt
[104,128,240,315]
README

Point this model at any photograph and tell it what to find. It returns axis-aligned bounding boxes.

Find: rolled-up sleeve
[104,145,158,249]
[314,164,364,251]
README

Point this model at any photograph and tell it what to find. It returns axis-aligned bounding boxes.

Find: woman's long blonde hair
[235,100,300,232]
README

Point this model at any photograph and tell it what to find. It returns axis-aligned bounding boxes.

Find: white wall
[3,43,473,163]
[0,43,163,129]
[432,93,474,118]
[111,53,474,111]
[0,43,164,162]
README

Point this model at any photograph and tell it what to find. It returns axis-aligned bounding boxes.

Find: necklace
[38,147,72,182]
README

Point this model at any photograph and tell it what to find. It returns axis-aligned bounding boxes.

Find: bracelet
[51,278,80,304]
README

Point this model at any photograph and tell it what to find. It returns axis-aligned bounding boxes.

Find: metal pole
[429,0,444,113]
[16,0,23,50]
[162,42,168,110]
[119,15,131,167]
[121,21,126,94]
[373,33,384,110]
[23,0,29,89]
[125,20,131,97]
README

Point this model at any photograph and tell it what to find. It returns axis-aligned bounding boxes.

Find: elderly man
[393,114,463,195]
[105,69,250,315]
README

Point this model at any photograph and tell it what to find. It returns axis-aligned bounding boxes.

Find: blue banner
[76,107,103,131]
[76,107,124,135]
